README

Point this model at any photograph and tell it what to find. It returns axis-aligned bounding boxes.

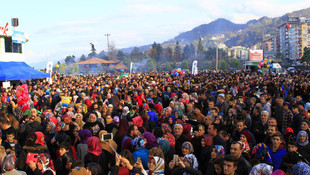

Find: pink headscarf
[87,136,102,156]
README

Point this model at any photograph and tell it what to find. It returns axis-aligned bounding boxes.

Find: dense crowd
[0,70,310,175]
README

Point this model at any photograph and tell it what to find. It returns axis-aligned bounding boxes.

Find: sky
[1,0,309,68]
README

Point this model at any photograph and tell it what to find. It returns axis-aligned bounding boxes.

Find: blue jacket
[267,145,286,171]
[132,148,150,169]
[147,111,158,127]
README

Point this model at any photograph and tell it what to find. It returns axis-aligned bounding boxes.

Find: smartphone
[26,153,39,164]
[101,133,113,141]
[137,157,141,162]
[173,154,179,164]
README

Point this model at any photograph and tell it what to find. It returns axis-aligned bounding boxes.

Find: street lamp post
[105,33,111,60]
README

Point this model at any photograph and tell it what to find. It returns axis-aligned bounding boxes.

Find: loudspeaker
[11,18,19,27]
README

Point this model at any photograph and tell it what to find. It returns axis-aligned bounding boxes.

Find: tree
[108,42,118,60]
[302,47,310,65]
[162,47,173,62]
[59,63,66,74]
[79,54,87,62]
[146,59,156,72]
[130,47,144,62]
[181,60,190,69]
[116,51,126,60]
[196,38,204,60]
[166,62,172,71]
[173,41,182,62]
[230,59,240,69]
[68,64,79,74]
[219,60,228,70]
[65,55,75,65]
[182,44,195,61]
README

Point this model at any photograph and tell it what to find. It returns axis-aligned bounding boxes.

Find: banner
[12,30,25,44]
[46,62,53,84]
[249,50,263,61]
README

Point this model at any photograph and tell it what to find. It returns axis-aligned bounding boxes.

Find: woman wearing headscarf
[161,123,175,149]
[115,118,129,152]
[168,154,202,175]
[158,139,173,163]
[296,130,310,162]
[2,154,26,175]
[292,162,310,175]
[121,106,130,120]
[84,136,108,175]
[199,134,213,174]
[83,113,104,136]
[249,163,273,175]
[132,138,150,169]
[139,156,165,175]
[182,142,194,157]
[17,132,49,174]
[143,132,158,150]
[76,129,92,162]
[207,145,225,175]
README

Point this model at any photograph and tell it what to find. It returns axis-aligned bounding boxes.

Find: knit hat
[285,127,294,135]
[106,116,113,124]
[71,167,87,175]
[113,116,120,123]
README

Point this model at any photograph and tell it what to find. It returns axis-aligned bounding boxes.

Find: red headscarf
[35,132,45,145]
[87,136,102,156]
[155,104,162,114]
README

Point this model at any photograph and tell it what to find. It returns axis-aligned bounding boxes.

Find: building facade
[278,16,310,61]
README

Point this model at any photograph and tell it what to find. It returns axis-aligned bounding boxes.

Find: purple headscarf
[143,132,158,149]
[78,129,92,144]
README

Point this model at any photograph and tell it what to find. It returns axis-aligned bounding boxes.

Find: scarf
[87,136,102,156]
[297,131,309,147]
[183,154,198,175]
[148,156,165,175]
[78,129,92,144]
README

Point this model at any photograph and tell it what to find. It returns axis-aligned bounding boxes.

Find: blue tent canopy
[0,62,50,81]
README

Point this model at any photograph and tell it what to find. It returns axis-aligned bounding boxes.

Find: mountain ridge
[120,7,310,53]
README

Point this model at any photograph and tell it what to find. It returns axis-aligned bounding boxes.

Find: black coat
[175,134,189,156]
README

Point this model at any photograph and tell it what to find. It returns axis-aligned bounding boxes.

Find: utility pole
[105,33,111,60]
[216,47,218,71]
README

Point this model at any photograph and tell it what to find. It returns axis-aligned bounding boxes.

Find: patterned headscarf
[149,156,165,174]
[161,123,172,134]
[183,154,198,169]
[131,138,146,151]
[293,162,310,175]
[213,145,225,159]
[158,139,170,155]
[251,143,272,164]
[239,140,250,154]
[182,141,194,154]
[2,154,16,172]
[249,163,273,175]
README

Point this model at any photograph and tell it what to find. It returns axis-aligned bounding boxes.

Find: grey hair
[174,124,183,130]
[261,110,269,116]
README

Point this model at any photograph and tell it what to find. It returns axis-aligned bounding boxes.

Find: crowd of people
[0,70,310,175]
